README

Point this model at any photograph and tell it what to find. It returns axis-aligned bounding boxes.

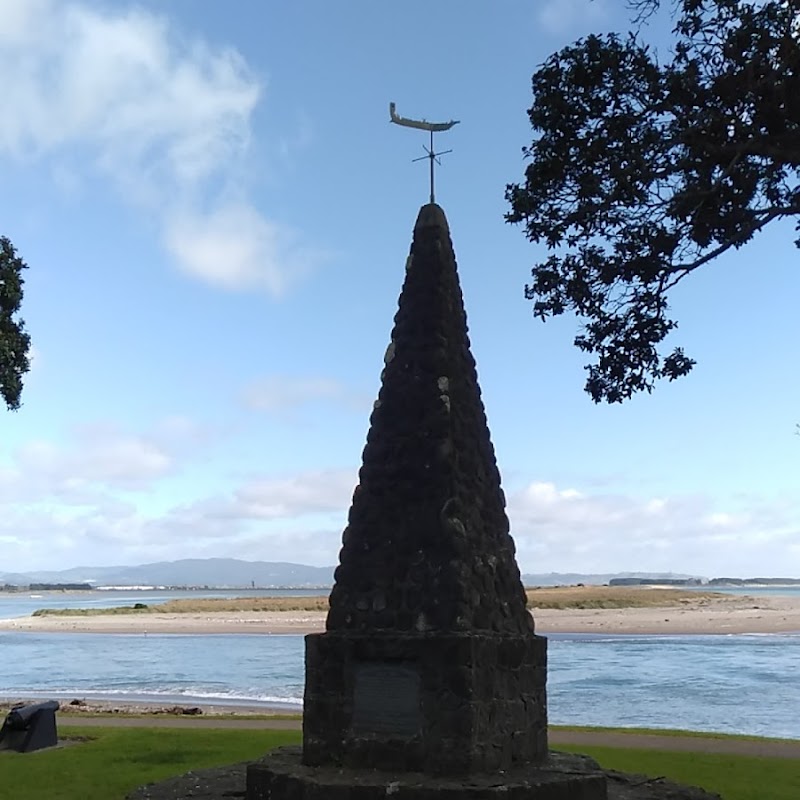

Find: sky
[0,0,798,578]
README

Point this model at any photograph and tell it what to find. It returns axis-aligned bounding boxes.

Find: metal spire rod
[390,102,459,204]
[411,129,453,204]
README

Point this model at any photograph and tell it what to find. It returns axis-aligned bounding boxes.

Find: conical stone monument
[303,204,550,775]
[246,204,608,798]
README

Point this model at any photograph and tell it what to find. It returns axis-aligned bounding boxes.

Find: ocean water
[688,586,800,598]
[2,587,798,738]
[1,631,799,739]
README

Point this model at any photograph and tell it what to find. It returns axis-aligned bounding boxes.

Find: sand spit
[1,591,798,636]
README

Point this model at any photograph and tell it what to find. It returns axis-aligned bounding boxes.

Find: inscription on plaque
[351,661,421,737]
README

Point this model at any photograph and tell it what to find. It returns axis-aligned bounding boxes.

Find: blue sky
[0,0,798,577]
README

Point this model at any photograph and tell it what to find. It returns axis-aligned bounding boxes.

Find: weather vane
[390,102,459,204]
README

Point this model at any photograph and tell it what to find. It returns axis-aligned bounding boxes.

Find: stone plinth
[302,632,547,775]
[131,752,725,800]
[248,747,608,800]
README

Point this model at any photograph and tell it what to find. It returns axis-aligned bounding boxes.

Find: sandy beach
[1,592,798,636]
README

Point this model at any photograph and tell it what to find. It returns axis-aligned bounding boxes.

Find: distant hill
[0,558,335,589]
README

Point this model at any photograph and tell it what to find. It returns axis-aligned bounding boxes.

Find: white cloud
[0,0,316,295]
[2,427,797,574]
[0,454,356,570]
[0,418,214,500]
[154,468,355,528]
[223,469,355,520]
[10,432,169,493]
[0,473,352,571]
[705,512,740,528]
[0,0,52,46]
[0,2,257,185]
[242,376,370,414]
[164,203,314,295]
[536,0,611,35]
[507,481,800,577]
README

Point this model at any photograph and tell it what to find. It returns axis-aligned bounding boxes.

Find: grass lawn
[0,726,301,800]
[558,743,800,800]
[553,724,800,743]
[1,726,797,800]
[524,586,727,609]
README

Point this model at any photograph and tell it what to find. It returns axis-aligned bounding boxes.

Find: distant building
[29,582,94,591]
[608,578,703,587]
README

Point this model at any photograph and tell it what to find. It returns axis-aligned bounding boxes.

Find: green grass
[30,586,737,616]
[2,727,797,800]
[524,586,730,610]
[32,606,151,616]
[54,711,303,721]
[31,595,329,616]
[557,744,800,800]
[0,726,301,800]
[552,724,800,744]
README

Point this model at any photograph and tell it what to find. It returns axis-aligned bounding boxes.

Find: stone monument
[245,203,608,798]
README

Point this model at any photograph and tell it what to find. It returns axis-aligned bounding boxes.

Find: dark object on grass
[0,700,59,753]
[159,706,203,716]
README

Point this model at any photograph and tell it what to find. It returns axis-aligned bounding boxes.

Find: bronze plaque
[351,662,420,737]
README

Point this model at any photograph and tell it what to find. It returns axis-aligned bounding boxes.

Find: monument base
[126,749,724,800]
[304,632,548,775]
[247,746,607,800]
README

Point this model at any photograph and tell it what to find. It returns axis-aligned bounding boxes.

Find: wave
[7,686,304,708]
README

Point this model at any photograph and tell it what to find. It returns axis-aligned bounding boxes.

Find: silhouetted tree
[0,237,31,410]
[506,0,799,402]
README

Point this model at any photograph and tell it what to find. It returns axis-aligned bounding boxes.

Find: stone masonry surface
[326,203,532,636]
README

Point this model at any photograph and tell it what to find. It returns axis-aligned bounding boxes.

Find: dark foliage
[506,0,800,402]
[0,237,31,410]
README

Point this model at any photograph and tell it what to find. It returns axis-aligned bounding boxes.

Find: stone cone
[327,203,532,636]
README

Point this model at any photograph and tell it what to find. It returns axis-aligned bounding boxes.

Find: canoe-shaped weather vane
[389,102,459,132]
[390,102,459,203]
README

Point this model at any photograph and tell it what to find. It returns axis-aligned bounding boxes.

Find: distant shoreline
[3,580,800,595]
[0,697,300,717]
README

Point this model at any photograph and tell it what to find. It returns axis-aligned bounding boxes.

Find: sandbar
[1,594,798,636]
